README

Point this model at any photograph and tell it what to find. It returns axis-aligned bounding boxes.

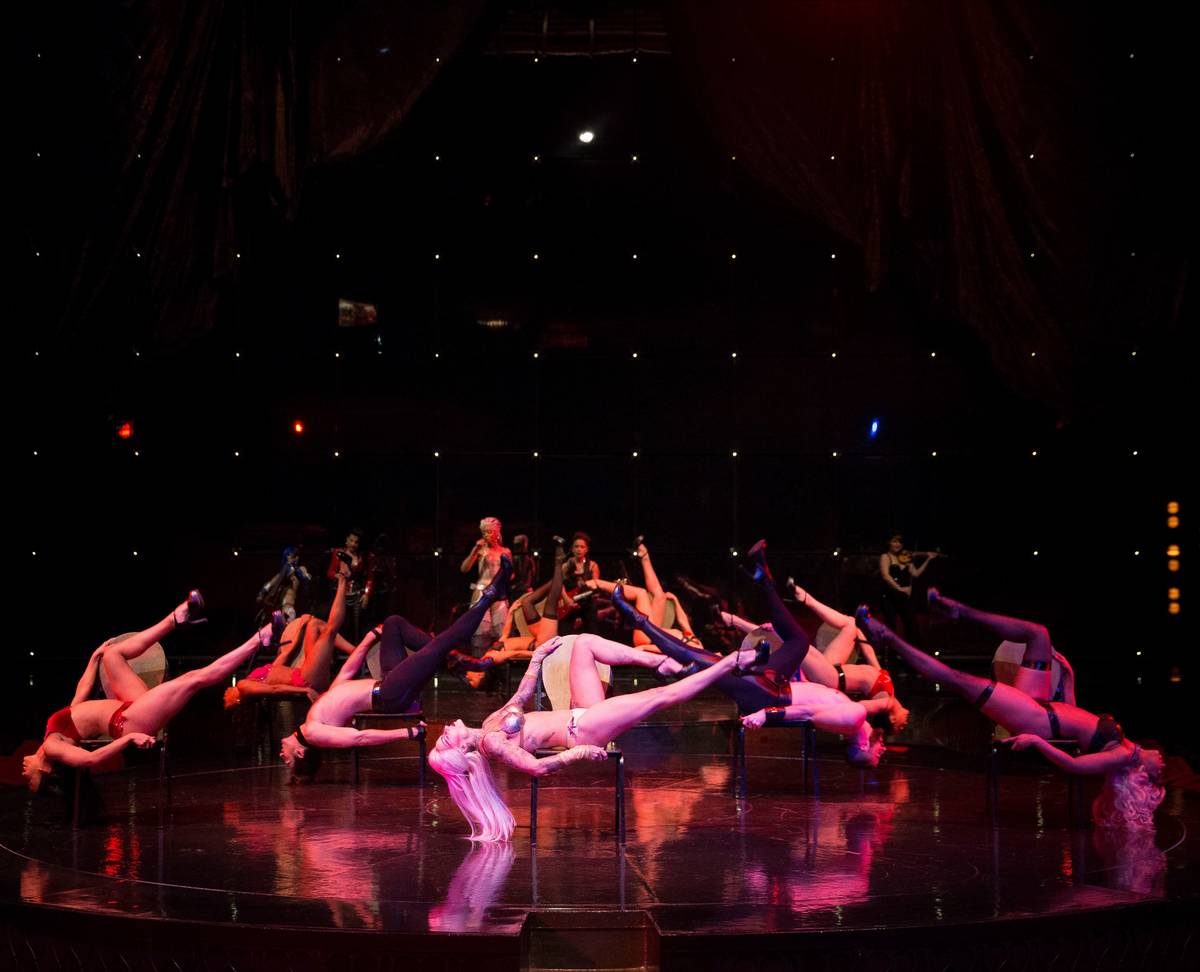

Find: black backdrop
[14,3,1189,752]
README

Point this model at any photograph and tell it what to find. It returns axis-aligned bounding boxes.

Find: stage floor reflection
[3,743,1196,940]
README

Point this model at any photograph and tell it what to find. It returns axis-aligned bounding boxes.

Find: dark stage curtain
[52,0,484,349]
[668,1,1188,407]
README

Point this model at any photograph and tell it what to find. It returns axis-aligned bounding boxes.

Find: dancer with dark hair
[854,607,1163,830]
[610,587,891,768]
[226,562,359,707]
[877,533,939,645]
[279,558,514,782]
[23,593,279,793]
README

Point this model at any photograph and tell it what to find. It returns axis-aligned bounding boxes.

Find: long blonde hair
[1092,763,1165,831]
[429,740,515,842]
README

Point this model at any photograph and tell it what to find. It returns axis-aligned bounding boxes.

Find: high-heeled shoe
[611,584,649,629]
[174,590,207,626]
[628,535,646,559]
[732,638,771,676]
[854,604,892,649]
[926,587,960,619]
[447,649,497,674]
[744,539,774,587]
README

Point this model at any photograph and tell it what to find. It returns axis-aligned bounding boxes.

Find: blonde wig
[429,740,516,842]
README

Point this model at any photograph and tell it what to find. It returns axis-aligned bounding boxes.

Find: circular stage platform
[3,689,1197,971]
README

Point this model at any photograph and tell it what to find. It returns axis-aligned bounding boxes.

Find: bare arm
[1007,734,1132,775]
[232,679,313,699]
[332,626,382,687]
[908,553,938,578]
[461,540,484,574]
[481,733,607,778]
[44,732,154,768]
[742,701,867,735]
[71,650,104,706]
[502,637,560,709]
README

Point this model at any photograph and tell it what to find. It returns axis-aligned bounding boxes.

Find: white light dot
[1129,52,1135,59]
[35,252,40,257]
[1132,450,1138,456]
[730,57,736,63]
[334,352,340,358]
[632,352,639,359]
[730,253,737,260]
[631,154,638,162]
[578,131,594,144]
[434,154,440,161]
[434,253,440,260]
[632,56,638,63]
[135,251,142,258]
[336,56,341,63]
[233,451,239,457]
[133,550,139,557]
[29,651,34,657]
[333,451,340,458]
[930,351,937,358]
[730,155,737,161]
[1028,153,1035,160]
[1134,550,1140,556]
[335,253,341,259]
[1030,351,1037,358]
[435,57,441,63]
[1131,350,1138,357]
[133,451,139,456]
[1129,152,1135,159]
[830,252,837,260]
[829,154,836,160]
[830,352,838,359]
[731,351,737,359]
[533,56,539,63]
[533,351,539,359]
[434,550,441,557]
[533,253,539,260]
[1029,251,1035,258]
[833,549,841,557]
[934,651,940,657]
[1031,450,1038,456]
[235,252,241,259]
[33,451,38,457]
[632,450,639,458]
[136,153,141,160]
[931,450,938,457]
[1130,252,1136,258]
[532,154,539,162]
[632,253,638,260]
[233,550,239,557]
[235,351,241,358]
[434,352,440,358]
[32,551,36,557]
[1033,550,1039,556]
[533,451,539,458]
[1136,650,1142,656]
[831,451,839,458]
[433,451,440,458]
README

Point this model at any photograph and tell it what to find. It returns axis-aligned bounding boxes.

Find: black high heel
[628,535,646,559]
[744,539,774,587]
[926,587,959,619]
[732,638,772,676]
[854,604,892,650]
[174,590,207,626]
[447,649,497,674]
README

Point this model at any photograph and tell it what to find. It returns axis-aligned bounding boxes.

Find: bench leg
[615,755,626,844]
[418,734,427,787]
[734,723,746,800]
[530,778,539,845]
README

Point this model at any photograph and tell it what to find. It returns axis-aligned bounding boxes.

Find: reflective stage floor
[2,687,1197,971]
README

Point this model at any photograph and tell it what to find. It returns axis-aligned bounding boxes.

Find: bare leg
[568,634,679,707]
[100,605,185,703]
[300,576,350,690]
[123,628,268,734]
[818,623,860,668]
[573,649,749,744]
[635,543,671,627]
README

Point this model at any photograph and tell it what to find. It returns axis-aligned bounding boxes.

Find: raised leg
[123,628,267,734]
[378,615,434,676]
[568,634,678,707]
[932,593,1053,698]
[374,579,508,714]
[100,608,182,703]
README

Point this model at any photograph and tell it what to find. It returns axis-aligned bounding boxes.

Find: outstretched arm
[44,732,156,768]
[1006,734,1132,775]
[332,626,383,687]
[298,720,417,750]
[908,553,939,578]
[481,732,607,777]
[502,637,561,709]
[742,700,867,735]
[231,679,313,700]
[71,649,105,706]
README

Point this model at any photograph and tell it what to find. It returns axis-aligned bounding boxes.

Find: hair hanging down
[1092,765,1165,831]
[429,744,516,841]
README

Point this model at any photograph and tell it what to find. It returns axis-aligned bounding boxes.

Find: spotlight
[869,419,880,439]
[117,421,133,440]
[293,420,304,434]
[578,131,595,144]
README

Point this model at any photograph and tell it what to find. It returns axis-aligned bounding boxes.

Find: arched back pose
[927,588,1075,704]
[226,565,360,706]
[279,558,515,782]
[743,540,909,732]
[23,593,277,792]
[854,607,1163,830]
[429,632,747,842]
[610,588,890,768]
